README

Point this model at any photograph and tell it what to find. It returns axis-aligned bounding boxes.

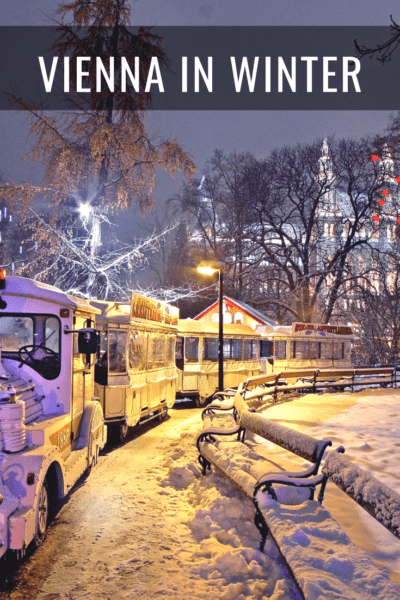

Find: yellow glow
[79,203,91,219]
[197,266,217,276]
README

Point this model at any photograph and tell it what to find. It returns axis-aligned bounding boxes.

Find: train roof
[91,300,130,322]
[256,324,355,339]
[178,319,258,337]
[2,276,101,313]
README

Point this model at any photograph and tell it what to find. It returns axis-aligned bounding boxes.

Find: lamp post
[197,265,224,392]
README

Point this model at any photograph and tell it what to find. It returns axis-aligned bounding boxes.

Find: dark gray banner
[0,27,398,110]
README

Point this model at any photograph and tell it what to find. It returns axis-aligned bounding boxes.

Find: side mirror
[78,329,98,355]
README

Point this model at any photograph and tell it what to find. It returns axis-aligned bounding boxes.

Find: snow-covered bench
[323,450,400,541]
[196,397,400,599]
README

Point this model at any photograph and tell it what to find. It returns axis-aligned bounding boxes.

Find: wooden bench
[196,395,400,600]
[239,365,400,402]
[197,397,333,533]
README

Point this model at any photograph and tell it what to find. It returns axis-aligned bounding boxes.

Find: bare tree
[0,0,194,296]
[178,139,394,323]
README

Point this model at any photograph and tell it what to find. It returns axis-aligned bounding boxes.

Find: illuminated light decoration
[396,176,400,183]
[372,215,379,222]
[0,269,6,290]
[382,190,389,197]
[371,154,379,162]
[378,199,385,206]
[78,202,92,220]
[397,217,400,224]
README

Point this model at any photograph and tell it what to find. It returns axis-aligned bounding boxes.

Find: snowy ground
[2,388,400,600]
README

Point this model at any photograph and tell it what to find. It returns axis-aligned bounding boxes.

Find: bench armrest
[201,403,235,420]
[196,424,242,450]
[254,472,327,503]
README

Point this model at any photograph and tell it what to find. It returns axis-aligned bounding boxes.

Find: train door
[175,336,184,391]
[71,315,92,445]
[105,329,128,419]
[182,336,199,391]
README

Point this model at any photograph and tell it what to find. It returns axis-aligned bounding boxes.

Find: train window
[223,339,231,359]
[231,339,243,360]
[147,334,156,369]
[291,341,309,359]
[0,314,61,380]
[203,338,218,361]
[176,337,183,360]
[344,342,352,361]
[129,330,147,371]
[260,340,273,358]
[166,336,175,366]
[251,340,259,360]
[274,340,286,359]
[244,339,252,359]
[309,341,319,359]
[185,337,199,362]
[333,342,344,360]
[319,342,332,359]
[154,336,166,367]
[108,330,127,374]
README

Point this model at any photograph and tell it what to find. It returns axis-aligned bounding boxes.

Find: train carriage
[176,319,261,406]
[93,293,179,441]
[257,322,354,374]
[0,275,107,558]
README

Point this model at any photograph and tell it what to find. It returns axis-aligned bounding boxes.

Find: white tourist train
[92,293,179,441]
[0,275,107,558]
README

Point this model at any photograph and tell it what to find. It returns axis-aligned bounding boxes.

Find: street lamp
[197,264,224,392]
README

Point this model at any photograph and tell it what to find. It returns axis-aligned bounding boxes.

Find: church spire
[318,138,333,183]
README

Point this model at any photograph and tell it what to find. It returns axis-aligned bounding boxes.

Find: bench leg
[237,427,246,443]
[254,506,269,552]
[198,454,211,476]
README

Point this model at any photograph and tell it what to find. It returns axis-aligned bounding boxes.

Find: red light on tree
[382,189,389,197]
[378,199,385,206]
[397,217,400,224]
[371,154,379,162]
[372,215,379,222]
[396,176,400,183]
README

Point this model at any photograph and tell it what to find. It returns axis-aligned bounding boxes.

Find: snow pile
[323,450,400,539]
[256,495,400,600]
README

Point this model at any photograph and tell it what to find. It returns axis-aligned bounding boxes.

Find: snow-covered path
[2,406,300,600]
[3,389,400,600]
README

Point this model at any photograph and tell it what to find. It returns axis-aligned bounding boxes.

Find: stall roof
[194,296,277,326]
[178,319,257,336]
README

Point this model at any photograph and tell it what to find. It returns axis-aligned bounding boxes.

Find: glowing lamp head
[0,269,5,290]
[197,266,218,276]
[79,203,91,219]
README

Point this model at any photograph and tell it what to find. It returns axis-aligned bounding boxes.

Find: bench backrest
[323,451,400,541]
[243,373,281,392]
[239,410,331,464]
[233,391,248,418]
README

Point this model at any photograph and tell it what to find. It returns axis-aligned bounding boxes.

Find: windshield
[0,314,61,380]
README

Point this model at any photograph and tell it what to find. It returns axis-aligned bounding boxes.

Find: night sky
[1,0,399,226]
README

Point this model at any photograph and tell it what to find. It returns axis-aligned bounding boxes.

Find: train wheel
[119,422,129,443]
[34,480,49,547]
[159,407,168,420]
[195,395,207,408]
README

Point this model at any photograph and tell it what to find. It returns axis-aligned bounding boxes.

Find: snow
[7,388,400,599]
[256,496,400,600]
